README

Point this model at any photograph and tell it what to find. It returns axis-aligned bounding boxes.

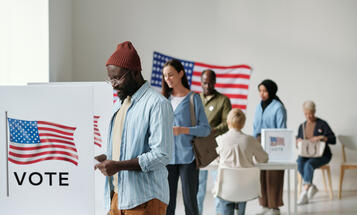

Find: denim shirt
[253,99,287,137]
[104,82,174,210]
[169,92,211,164]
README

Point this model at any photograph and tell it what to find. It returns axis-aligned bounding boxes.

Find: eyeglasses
[105,71,129,85]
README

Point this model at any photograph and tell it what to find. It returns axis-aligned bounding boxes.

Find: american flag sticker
[7,118,79,166]
[150,51,252,110]
[270,136,285,147]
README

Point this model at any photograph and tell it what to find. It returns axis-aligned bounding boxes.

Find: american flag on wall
[150,52,252,110]
[93,115,102,147]
[7,118,78,166]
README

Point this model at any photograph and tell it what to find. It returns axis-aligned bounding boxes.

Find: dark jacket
[297,118,336,158]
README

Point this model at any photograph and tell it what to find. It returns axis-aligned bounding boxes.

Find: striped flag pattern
[7,118,78,166]
[93,115,102,147]
[113,91,119,104]
[150,52,252,110]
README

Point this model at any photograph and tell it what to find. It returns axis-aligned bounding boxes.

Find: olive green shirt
[200,91,232,137]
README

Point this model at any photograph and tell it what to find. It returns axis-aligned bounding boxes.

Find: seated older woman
[296,101,336,205]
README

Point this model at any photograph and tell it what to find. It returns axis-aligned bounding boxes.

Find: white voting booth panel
[27,82,113,215]
[0,85,98,215]
[261,129,295,162]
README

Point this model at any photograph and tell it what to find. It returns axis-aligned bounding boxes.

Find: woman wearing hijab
[253,79,287,215]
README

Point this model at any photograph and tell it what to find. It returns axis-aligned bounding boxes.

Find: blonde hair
[303,100,316,112]
[227,108,246,130]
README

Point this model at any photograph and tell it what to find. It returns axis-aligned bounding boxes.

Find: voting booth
[28,82,113,215]
[261,129,295,162]
[0,83,113,215]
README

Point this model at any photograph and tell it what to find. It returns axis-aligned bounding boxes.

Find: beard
[116,89,129,101]
[204,88,214,96]
[115,79,138,101]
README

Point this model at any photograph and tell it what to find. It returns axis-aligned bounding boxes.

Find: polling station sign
[261,129,295,162]
[0,85,95,215]
[27,81,113,215]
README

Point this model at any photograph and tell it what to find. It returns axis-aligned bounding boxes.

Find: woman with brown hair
[162,59,210,215]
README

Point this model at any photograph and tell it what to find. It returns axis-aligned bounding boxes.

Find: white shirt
[170,95,186,111]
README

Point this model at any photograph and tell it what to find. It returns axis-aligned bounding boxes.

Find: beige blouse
[112,96,131,193]
[216,129,269,168]
[304,121,316,139]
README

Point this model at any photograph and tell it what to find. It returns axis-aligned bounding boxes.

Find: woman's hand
[309,136,326,142]
[173,126,190,136]
[296,138,303,148]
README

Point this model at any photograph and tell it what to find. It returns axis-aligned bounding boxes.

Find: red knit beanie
[106,41,142,71]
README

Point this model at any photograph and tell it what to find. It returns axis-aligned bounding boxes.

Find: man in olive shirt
[196,69,232,215]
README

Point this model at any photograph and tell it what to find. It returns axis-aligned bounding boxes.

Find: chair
[214,166,261,202]
[338,135,357,199]
[297,165,333,200]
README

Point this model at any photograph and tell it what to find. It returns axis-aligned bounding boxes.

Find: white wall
[70,0,357,191]
[0,0,49,85]
[49,0,73,81]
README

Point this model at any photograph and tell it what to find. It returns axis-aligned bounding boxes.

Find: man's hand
[95,154,107,163]
[95,160,120,176]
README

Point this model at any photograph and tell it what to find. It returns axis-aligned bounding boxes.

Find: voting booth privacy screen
[261,129,295,162]
[0,84,113,215]
[27,82,113,215]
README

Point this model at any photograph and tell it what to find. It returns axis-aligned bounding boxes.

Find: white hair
[227,108,246,130]
[303,100,316,112]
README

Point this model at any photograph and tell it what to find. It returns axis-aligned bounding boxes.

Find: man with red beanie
[95,41,174,215]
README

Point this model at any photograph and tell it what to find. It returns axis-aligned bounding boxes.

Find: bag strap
[189,92,197,126]
[302,122,306,140]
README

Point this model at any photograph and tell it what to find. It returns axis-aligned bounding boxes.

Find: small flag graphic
[93,115,102,147]
[270,136,285,147]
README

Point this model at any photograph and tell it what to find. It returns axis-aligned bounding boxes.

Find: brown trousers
[110,193,167,215]
[259,170,285,209]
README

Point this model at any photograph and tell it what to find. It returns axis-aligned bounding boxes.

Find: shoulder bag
[189,93,218,168]
[297,123,326,157]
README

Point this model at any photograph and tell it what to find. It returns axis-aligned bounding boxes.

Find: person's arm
[96,100,174,175]
[213,96,232,136]
[137,100,174,172]
[95,158,141,176]
[296,124,303,147]
[215,136,223,164]
[275,106,287,129]
[186,93,211,137]
[251,136,269,163]
[296,124,303,140]
[320,120,336,145]
[253,105,261,138]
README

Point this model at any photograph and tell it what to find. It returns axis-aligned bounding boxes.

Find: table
[204,161,298,215]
